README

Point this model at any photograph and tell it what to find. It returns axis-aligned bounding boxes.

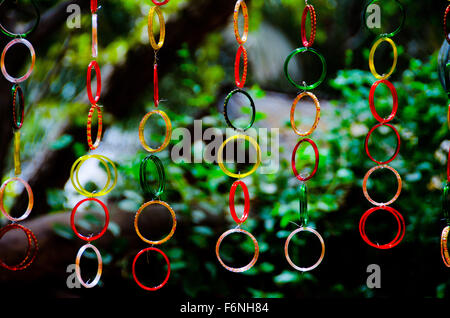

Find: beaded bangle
[152,0,170,5]
[14,131,21,176]
[0,224,38,271]
[1,38,36,83]
[365,122,401,165]
[441,226,450,267]
[215,228,259,272]
[368,37,398,80]
[71,198,110,242]
[154,63,159,107]
[369,79,398,123]
[87,105,103,150]
[301,4,317,48]
[0,0,40,38]
[359,206,405,249]
[223,89,256,131]
[233,0,249,45]
[284,226,325,272]
[290,91,321,136]
[75,243,103,288]
[11,84,24,130]
[132,247,171,291]
[87,61,102,105]
[284,47,327,91]
[134,200,176,245]
[234,46,248,89]
[445,5,450,45]
[364,0,405,38]
[298,183,308,226]
[229,180,250,224]
[0,177,34,222]
[92,13,98,58]
[138,109,172,153]
[217,134,261,179]
[291,138,319,182]
[148,6,166,51]
[139,155,166,199]
[363,165,402,206]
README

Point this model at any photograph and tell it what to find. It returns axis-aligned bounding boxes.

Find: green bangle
[223,89,256,131]
[0,0,40,38]
[139,155,166,199]
[443,182,450,225]
[284,47,327,91]
[299,183,308,226]
[363,0,405,39]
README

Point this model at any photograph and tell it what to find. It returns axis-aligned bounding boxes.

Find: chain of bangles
[282,0,326,272]
[215,0,261,273]
[68,0,118,288]
[133,0,174,291]
[0,0,39,270]
[359,0,405,249]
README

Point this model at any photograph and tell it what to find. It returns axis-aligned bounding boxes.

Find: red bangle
[234,45,248,89]
[0,224,38,271]
[359,206,405,249]
[86,105,103,150]
[301,4,316,48]
[365,123,400,165]
[229,180,250,224]
[87,61,102,105]
[90,0,98,14]
[369,80,398,123]
[71,198,109,242]
[441,226,450,267]
[152,0,169,5]
[154,63,159,107]
[132,247,171,291]
[444,5,450,45]
[291,138,319,182]
[447,147,450,183]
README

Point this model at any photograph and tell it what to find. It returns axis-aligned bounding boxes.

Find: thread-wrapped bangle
[441,226,450,267]
[233,0,249,45]
[301,4,316,48]
[87,105,103,150]
[234,46,248,89]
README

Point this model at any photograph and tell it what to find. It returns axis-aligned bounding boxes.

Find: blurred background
[0,0,449,298]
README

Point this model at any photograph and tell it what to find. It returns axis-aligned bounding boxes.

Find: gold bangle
[233,0,249,45]
[290,92,321,136]
[148,6,165,50]
[139,109,172,153]
[368,37,398,80]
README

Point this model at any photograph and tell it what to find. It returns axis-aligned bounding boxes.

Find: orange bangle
[87,105,103,150]
[362,165,402,206]
[441,226,450,267]
[290,92,321,136]
[139,110,172,153]
[233,0,249,45]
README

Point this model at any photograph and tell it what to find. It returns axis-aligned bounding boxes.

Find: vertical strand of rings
[133,0,174,291]
[359,0,405,249]
[0,0,39,270]
[282,0,326,272]
[215,0,261,273]
[441,2,450,267]
[69,0,118,288]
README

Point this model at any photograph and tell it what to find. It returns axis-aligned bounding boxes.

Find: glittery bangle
[87,61,102,105]
[138,109,172,153]
[216,228,259,272]
[0,0,40,38]
[14,131,21,176]
[363,0,405,38]
[365,122,401,165]
[75,243,103,288]
[233,0,249,45]
[234,46,248,89]
[363,165,402,206]
[223,89,255,131]
[441,226,450,267]
[0,224,38,271]
[132,247,171,291]
[291,138,319,182]
[11,84,24,130]
[284,226,325,272]
[87,105,103,150]
[369,79,398,123]
[1,38,36,83]
[229,180,250,224]
[368,37,398,80]
[290,92,321,136]
[134,200,176,245]
[148,6,166,51]
[71,198,109,242]
[139,155,166,199]
[0,177,33,222]
[301,4,317,48]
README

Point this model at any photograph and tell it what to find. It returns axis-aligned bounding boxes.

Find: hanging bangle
[216,228,259,272]
[217,134,261,179]
[139,155,166,199]
[368,37,398,80]
[0,224,38,271]
[363,165,402,206]
[298,183,308,226]
[0,0,40,38]
[14,131,21,176]
[11,84,24,130]
[365,122,401,165]
[91,0,98,13]
[369,79,398,123]
[290,92,321,136]
[445,5,450,45]
[132,247,171,291]
[0,177,33,222]
[92,13,98,58]
[223,89,256,131]
[291,138,319,182]
[87,61,102,105]
[363,0,405,38]
[139,109,172,153]
[233,0,249,45]
[234,46,248,88]
[154,63,159,107]
[87,105,103,150]
[284,47,327,90]
[441,226,450,267]
[148,6,166,50]
[301,4,316,47]
[75,243,103,288]
[71,198,110,242]
[1,38,36,83]
[229,180,250,224]
[152,0,170,5]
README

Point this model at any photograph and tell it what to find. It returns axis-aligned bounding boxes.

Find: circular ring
[229,180,250,224]
[134,200,176,245]
[148,6,166,50]
[291,138,319,182]
[445,5,450,45]
[369,79,398,123]
[71,198,109,242]
[70,154,117,197]
[290,91,321,136]
[132,247,171,291]
[284,47,327,91]
[152,0,170,5]
[154,63,159,107]
[139,109,172,153]
[365,122,401,165]
[0,177,33,222]
[301,4,316,47]
[1,38,36,83]
[139,155,166,199]
[217,134,261,179]
[363,165,402,206]
[359,206,405,249]
[223,89,255,131]
[87,105,103,150]
[234,46,248,89]
[87,61,101,105]
[441,226,450,267]
[0,0,40,38]
[363,0,405,38]
[284,226,325,272]
[11,84,24,130]
[368,37,398,80]
[215,228,259,272]
[0,224,38,271]
[233,0,249,45]
[75,243,102,288]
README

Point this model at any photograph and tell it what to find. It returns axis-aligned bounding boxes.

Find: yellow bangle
[139,109,172,153]
[148,6,165,50]
[369,37,398,80]
[217,134,261,179]
[134,200,176,245]
[14,131,21,176]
